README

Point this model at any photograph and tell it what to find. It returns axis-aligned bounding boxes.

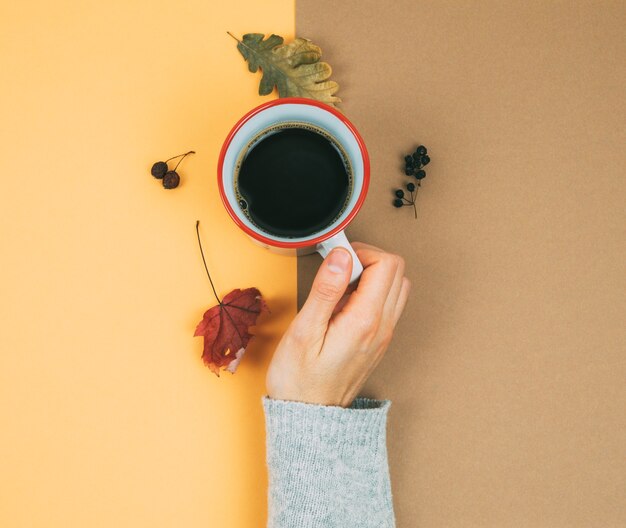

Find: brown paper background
[297,1,626,526]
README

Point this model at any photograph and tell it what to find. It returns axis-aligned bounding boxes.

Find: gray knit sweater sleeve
[263,396,395,528]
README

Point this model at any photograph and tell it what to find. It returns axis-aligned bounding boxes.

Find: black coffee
[236,124,351,238]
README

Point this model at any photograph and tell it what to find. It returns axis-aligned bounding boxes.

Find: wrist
[266,385,352,408]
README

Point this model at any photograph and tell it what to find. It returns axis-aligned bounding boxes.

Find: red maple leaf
[194,287,269,376]
[193,221,269,376]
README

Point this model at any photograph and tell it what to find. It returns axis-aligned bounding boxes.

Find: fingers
[382,255,406,320]
[392,277,411,325]
[297,248,353,330]
[347,248,400,312]
[351,241,384,253]
[331,283,357,316]
[323,242,410,340]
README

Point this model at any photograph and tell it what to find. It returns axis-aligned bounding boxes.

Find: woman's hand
[266,242,411,407]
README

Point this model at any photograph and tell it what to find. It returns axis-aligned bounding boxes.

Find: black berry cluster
[393,144,430,218]
[150,151,195,189]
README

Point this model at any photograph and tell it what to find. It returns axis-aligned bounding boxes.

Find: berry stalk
[166,150,195,164]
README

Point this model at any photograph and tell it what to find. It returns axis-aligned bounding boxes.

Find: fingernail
[326,248,351,274]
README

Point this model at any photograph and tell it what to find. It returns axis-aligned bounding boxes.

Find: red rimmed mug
[217,97,369,284]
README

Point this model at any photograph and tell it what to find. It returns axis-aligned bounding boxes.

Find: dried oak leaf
[233,33,341,107]
[194,287,269,376]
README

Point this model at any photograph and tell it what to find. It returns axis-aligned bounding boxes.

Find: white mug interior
[220,103,365,245]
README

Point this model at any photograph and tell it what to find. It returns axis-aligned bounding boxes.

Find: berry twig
[150,150,195,189]
[393,144,430,219]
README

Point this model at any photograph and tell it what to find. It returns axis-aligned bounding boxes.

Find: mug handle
[316,230,364,285]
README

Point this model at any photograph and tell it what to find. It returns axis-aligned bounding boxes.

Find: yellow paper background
[0,1,295,526]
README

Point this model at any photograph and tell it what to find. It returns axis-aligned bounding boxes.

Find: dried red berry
[151,161,168,179]
[163,171,180,189]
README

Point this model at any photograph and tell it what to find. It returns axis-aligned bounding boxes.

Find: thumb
[297,247,353,329]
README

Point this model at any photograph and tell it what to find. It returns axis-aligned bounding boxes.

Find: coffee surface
[236,126,351,238]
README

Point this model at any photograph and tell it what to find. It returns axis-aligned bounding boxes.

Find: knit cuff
[263,396,391,449]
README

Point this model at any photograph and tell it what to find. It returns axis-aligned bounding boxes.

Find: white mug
[217,97,370,284]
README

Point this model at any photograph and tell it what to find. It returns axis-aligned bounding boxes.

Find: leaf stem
[195,220,221,304]
[226,31,241,43]
[227,31,272,59]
